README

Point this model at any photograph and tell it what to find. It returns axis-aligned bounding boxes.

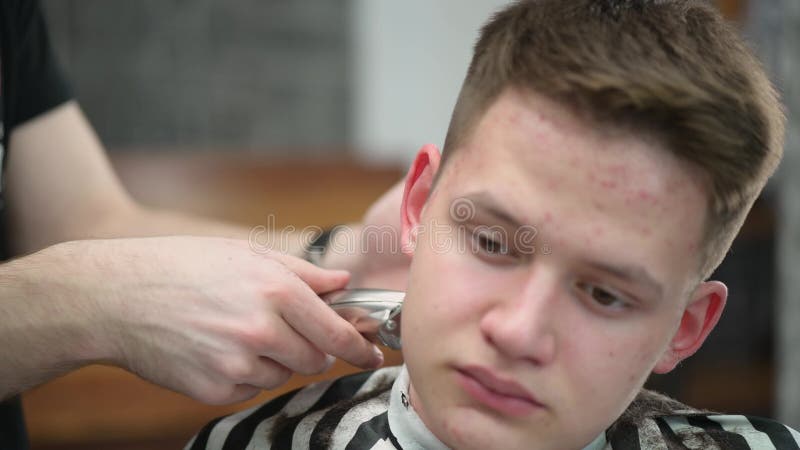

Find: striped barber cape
[187,366,800,450]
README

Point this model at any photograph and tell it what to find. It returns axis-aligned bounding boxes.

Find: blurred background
[22,0,798,448]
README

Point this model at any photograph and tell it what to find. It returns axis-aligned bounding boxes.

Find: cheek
[401,252,518,369]
[564,323,670,401]
[403,254,472,339]
[408,248,503,313]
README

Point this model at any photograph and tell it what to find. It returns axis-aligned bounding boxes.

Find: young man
[188,0,798,448]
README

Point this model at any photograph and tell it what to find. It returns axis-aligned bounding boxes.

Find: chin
[430,405,533,450]
[434,404,601,450]
[434,408,503,450]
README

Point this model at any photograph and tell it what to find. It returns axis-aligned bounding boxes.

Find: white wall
[351,0,512,165]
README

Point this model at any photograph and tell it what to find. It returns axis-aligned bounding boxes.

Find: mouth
[455,365,545,417]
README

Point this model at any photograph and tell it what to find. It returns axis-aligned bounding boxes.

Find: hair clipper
[322,289,404,350]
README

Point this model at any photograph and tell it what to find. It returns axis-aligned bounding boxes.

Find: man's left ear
[400,144,442,256]
[653,281,727,374]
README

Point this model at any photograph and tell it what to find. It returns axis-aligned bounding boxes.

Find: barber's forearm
[0,244,109,400]
[86,204,308,258]
[105,209,398,282]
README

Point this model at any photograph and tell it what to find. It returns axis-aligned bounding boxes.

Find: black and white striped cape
[187,366,800,449]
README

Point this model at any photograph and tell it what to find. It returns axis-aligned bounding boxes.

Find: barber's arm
[0,236,383,403]
[0,100,400,403]
[3,101,308,256]
[4,100,408,274]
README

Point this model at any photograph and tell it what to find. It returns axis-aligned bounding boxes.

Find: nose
[479,272,558,366]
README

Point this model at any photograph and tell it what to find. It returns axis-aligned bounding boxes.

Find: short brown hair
[441,0,785,279]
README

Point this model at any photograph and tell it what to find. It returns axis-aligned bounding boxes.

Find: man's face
[400,88,720,450]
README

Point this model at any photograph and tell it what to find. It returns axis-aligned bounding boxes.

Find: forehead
[436,88,709,292]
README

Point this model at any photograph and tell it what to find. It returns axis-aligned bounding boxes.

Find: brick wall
[41,0,351,153]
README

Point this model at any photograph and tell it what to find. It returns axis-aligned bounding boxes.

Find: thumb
[273,253,351,293]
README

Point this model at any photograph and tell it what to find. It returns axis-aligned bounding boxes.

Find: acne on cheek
[586,167,622,191]
[608,164,628,176]
[600,180,618,189]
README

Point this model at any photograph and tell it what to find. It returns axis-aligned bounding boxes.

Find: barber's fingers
[195,356,296,404]
[267,252,382,369]
[281,282,384,370]
[256,319,334,376]
[226,384,263,404]
[271,252,350,294]
[195,381,262,405]
[236,358,294,391]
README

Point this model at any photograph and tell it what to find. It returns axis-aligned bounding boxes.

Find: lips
[455,365,544,417]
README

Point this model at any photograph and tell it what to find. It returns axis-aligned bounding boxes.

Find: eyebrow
[460,191,524,227]
[584,260,664,301]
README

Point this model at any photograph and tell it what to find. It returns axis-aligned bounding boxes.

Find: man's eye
[575,281,628,311]
[476,232,507,254]
[471,229,518,262]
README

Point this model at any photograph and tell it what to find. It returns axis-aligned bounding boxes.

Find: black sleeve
[0,6,73,447]
[1,0,73,150]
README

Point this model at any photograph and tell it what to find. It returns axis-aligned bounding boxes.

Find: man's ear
[653,281,727,374]
[401,144,442,256]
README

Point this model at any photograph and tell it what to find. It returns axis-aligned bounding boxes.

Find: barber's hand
[323,179,410,289]
[71,236,384,404]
